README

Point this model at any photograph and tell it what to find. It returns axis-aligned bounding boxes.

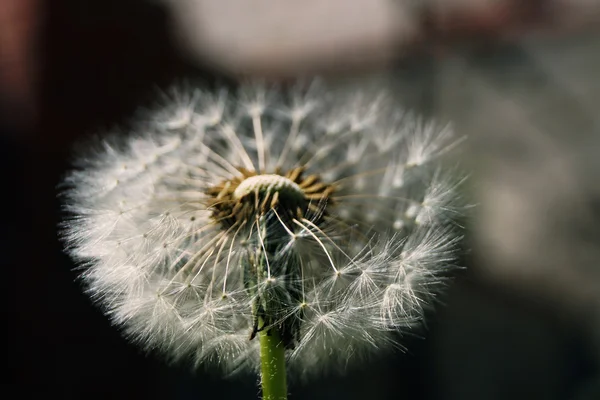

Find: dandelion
[61,80,466,399]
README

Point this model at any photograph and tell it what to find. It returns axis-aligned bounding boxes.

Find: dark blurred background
[2,0,600,399]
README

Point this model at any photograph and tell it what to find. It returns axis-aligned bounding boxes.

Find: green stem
[259,322,288,400]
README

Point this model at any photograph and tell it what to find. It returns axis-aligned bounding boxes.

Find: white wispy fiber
[61,80,467,378]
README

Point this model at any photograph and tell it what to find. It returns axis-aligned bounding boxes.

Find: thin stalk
[259,321,288,400]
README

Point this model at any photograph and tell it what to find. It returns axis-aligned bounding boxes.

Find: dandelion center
[233,174,304,201]
[206,166,336,230]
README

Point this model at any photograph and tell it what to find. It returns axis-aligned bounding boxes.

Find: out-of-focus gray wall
[431,35,600,399]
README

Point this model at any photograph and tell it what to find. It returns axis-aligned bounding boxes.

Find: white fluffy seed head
[61,80,468,378]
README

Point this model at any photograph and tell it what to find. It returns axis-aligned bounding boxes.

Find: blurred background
[2,0,600,398]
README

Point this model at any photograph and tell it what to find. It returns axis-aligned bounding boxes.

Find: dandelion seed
[61,80,467,386]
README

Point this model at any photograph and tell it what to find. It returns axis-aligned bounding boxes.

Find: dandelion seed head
[61,80,467,378]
